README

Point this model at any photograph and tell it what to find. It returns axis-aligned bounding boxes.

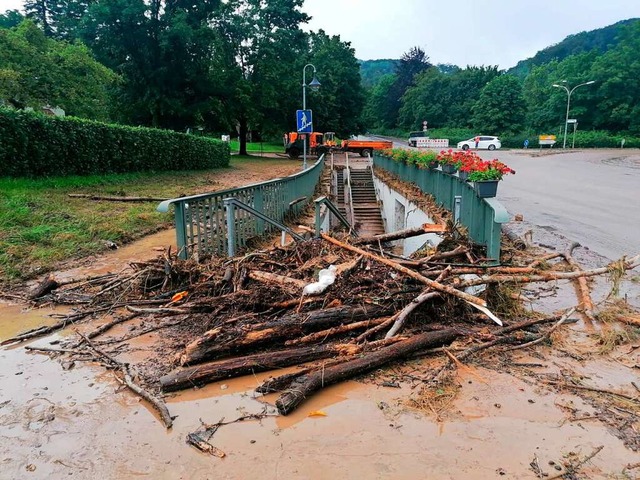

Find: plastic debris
[303,265,337,295]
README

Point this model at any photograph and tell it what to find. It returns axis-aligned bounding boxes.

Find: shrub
[0,108,230,178]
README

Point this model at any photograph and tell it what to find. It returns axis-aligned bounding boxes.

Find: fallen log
[353,224,447,245]
[562,243,595,321]
[248,270,306,290]
[180,304,390,365]
[162,344,345,392]
[29,274,60,299]
[67,193,169,202]
[275,328,461,415]
[284,317,388,347]
[455,254,640,288]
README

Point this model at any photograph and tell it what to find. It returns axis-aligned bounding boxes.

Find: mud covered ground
[2,163,640,479]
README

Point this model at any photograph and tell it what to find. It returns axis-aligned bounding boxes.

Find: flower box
[441,164,457,174]
[473,180,499,198]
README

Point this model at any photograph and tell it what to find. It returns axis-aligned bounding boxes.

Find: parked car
[457,136,501,151]
[407,131,428,147]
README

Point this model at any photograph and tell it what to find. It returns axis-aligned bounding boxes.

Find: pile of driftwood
[4,226,640,430]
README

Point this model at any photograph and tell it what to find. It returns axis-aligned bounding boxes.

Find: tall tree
[215,0,310,154]
[306,30,365,136]
[471,74,526,133]
[23,0,53,36]
[82,0,227,129]
[382,46,432,127]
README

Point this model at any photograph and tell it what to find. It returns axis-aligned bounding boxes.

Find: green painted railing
[373,154,509,263]
[158,155,325,259]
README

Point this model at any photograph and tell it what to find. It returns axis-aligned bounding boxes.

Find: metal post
[454,196,462,224]
[572,122,577,149]
[562,91,570,149]
[552,81,595,149]
[224,198,236,257]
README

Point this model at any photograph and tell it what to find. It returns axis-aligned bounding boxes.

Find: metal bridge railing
[373,153,509,263]
[157,155,325,259]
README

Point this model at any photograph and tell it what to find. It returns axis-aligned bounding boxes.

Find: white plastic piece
[466,301,503,326]
[303,265,338,296]
[461,274,487,296]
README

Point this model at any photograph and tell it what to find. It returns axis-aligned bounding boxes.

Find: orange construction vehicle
[284,131,392,159]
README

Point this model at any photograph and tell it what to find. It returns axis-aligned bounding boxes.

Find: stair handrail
[344,152,356,226]
[314,196,356,238]
[224,197,305,257]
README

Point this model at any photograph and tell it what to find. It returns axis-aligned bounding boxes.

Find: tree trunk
[238,116,248,156]
[275,328,461,415]
[353,224,447,245]
[180,304,390,365]
[161,344,338,392]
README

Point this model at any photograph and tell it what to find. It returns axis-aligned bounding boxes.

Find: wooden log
[67,193,169,202]
[248,270,307,290]
[284,317,388,346]
[179,304,390,365]
[161,344,342,392]
[353,224,447,245]
[455,254,640,288]
[317,232,487,307]
[562,243,595,321]
[275,328,460,415]
[29,274,60,299]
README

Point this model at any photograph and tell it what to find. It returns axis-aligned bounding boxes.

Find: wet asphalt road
[373,137,640,260]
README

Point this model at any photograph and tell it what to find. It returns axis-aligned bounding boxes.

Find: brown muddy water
[2,234,640,479]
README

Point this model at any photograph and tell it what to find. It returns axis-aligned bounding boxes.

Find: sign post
[567,119,577,149]
[422,120,428,133]
[296,109,313,169]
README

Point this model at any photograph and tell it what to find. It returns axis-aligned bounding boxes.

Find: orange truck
[284,131,392,159]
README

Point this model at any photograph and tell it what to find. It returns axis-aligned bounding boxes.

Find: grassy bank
[0,157,299,284]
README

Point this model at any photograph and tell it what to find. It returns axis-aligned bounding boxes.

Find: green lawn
[0,157,299,284]
[229,140,284,154]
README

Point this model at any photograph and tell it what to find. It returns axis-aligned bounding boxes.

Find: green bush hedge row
[0,108,230,178]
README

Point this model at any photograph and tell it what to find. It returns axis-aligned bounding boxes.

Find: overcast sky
[2,0,639,69]
[303,0,640,68]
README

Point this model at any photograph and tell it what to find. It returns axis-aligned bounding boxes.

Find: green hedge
[0,108,230,178]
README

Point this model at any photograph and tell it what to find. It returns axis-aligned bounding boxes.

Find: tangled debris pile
[3,231,640,437]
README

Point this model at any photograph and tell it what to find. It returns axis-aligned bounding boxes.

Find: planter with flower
[414,150,439,169]
[467,159,515,198]
[436,149,459,174]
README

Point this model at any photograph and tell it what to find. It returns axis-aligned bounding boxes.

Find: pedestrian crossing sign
[296,110,313,133]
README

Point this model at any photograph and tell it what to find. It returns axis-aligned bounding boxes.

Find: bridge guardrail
[158,155,325,259]
[373,153,509,263]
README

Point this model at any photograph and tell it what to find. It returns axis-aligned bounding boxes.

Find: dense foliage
[0,0,365,154]
[365,19,640,142]
[0,108,230,178]
[0,21,117,120]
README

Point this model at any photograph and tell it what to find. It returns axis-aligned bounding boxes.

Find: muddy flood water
[2,233,640,479]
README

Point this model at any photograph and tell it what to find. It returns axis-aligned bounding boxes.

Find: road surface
[371,136,640,260]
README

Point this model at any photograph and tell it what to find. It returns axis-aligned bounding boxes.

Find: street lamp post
[302,63,321,170]
[552,80,595,149]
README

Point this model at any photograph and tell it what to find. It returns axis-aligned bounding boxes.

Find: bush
[0,108,230,178]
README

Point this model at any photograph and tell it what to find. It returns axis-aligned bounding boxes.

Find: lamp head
[585,80,595,85]
[552,84,561,88]
[308,76,321,91]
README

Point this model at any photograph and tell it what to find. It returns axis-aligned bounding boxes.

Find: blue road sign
[296,110,313,133]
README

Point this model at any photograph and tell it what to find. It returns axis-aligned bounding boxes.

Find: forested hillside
[508,19,639,78]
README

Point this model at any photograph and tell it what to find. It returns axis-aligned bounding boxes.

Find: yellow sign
[538,135,557,141]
